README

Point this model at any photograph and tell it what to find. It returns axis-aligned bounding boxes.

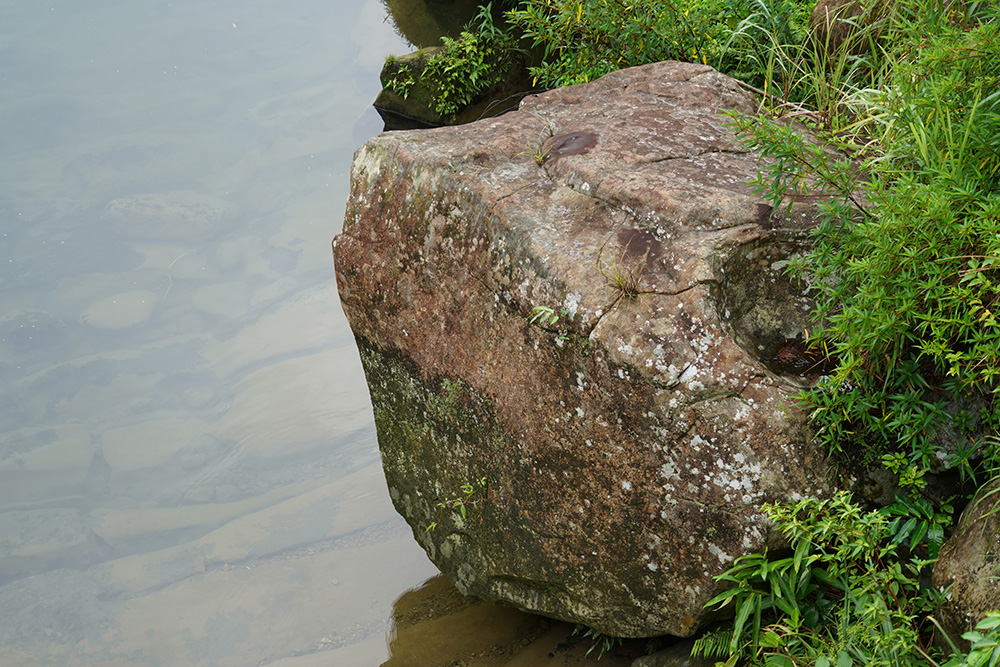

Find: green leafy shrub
[384,3,520,118]
[772,15,1000,477]
[506,0,715,88]
[423,17,516,115]
[505,0,818,90]
[694,492,947,666]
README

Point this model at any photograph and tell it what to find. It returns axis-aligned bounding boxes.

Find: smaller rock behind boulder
[933,481,1000,651]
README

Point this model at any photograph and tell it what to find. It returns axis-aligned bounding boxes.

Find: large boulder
[334,60,835,637]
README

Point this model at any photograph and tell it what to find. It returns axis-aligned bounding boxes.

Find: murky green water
[0,0,472,663]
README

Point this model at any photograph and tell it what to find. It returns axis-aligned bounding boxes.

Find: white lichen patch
[689,328,718,355]
[678,365,698,384]
[708,543,732,565]
[659,458,681,493]
[710,453,764,505]
[563,291,582,317]
[741,516,767,550]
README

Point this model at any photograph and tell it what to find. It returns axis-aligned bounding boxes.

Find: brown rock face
[933,481,1000,651]
[807,0,900,57]
[334,60,834,637]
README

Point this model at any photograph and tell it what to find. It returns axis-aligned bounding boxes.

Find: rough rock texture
[334,60,835,638]
[933,481,1000,651]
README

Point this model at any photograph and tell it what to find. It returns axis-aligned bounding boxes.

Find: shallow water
[0,0,456,663]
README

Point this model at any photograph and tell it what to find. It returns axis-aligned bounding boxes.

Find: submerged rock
[102,190,238,243]
[79,290,158,330]
[0,508,109,582]
[334,60,834,637]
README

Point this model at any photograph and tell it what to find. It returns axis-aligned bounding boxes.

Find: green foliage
[505,0,819,90]
[879,493,953,561]
[712,0,813,91]
[506,0,718,88]
[386,67,415,99]
[940,611,1000,667]
[730,6,1000,480]
[528,305,560,326]
[527,305,572,343]
[425,3,519,116]
[572,624,623,660]
[385,3,519,117]
[695,491,946,666]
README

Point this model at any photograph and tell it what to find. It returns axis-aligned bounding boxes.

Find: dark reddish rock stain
[756,203,776,229]
[763,337,831,378]
[544,131,597,162]
[616,228,664,267]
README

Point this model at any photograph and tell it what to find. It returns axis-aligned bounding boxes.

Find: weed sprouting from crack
[595,241,648,302]
[517,113,557,166]
[516,141,551,166]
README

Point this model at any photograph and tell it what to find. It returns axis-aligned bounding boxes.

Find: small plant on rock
[527,305,572,343]
[425,476,488,532]
[516,140,551,165]
[528,305,560,326]
[386,68,415,99]
[595,242,647,302]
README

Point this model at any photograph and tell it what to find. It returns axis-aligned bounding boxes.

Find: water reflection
[384,575,649,666]
[0,0,442,663]
[381,0,487,48]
